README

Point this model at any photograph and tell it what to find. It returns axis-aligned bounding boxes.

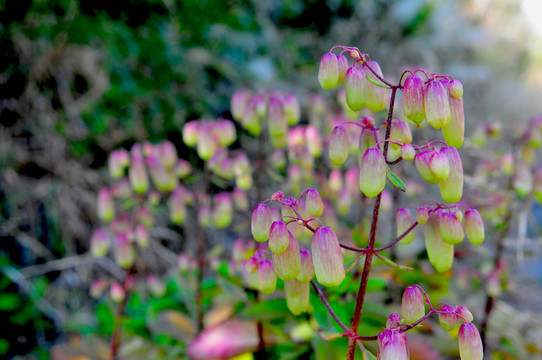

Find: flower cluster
[245,189,345,314]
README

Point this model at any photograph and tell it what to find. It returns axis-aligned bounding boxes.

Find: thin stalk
[108,272,131,360]
[346,87,398,360]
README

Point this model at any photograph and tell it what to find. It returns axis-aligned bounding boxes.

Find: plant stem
[346,87,398,360]
[108,274,131,360]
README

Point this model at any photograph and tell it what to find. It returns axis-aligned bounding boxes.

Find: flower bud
[110,282,125,303]
[311,226,345,287]
[251,204,272,242]
[449,79,463,98]
[403,73,426,124]
[90,280,108,298]
[457,306,474,323]
[231,90,252,122]
[386,313,402,329]
[147,155,176,192]
[97,188,115,222]
[115,233,135,269]
[425,212,454,272]
[305,189,324,217]
[390,120,412,150]
[305,125,323,158]
[401,286,425,323]
[198,205,212,228]
[272,231,301,281]
[458,323,483,360]
[283,93,301,126]
[135,224,149,248]
[440,211,464,245]
[400,143,416,161]
[337,54,349,83]
[377,328,409,360]
[147,275,166,297]
[213,192,233,229]
[297,249,315,282]
[196,124,218,161]
[269,221,290,255]
[329,169,343,193]
[381,190,393,212]
[232,188,249,211]
[429,150,450,181]
[344,66,367,111]
[108,149,130,179]
[513,162,533,197]
[396,208,415,245]
[318,53,339,89]
[175,159,192,179]
[284,279,310,315]
[329,125,350,166]
[439,146,463,203]
[464,209,484,246]
[257,259,277,295]
[129,155,149,194]
[363,61,388,113]
[424,80,451,129]
[358,127,377,162]
[245,256,259,274]
[499,153,514,175]
[268,94,288,139]
[168,188,187,224]
[414,150,440,184]
[241,98,262,136]
[442,96,465,148]
[439,304,459,331]
[182,120,199,147]
[158,141,178,169]
[359,148,387,198]
[214,119,237,147]
[345,167,360,196]
[416,207,429,225]
[91,229,109,257]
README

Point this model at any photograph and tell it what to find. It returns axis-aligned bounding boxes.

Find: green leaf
[0,293,21,311]
[238,299,290,320]
[366,76,388,89]
[387,169,406,192]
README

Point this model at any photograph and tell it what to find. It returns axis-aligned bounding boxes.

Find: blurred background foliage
[2,0,542,358]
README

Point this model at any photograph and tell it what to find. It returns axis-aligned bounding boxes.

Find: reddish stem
[346,87,398,360]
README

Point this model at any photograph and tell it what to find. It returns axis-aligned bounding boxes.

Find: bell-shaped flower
[345,66,367,111]
[318,53,339,89]
[458,323,483,360]
[439,146,464,203]
[272,232,301,281]
[311,227,345,287]
[401,286,425,323]
[464,209,484,246]
[360,147,387,198]
[284,279,310,315]
[403,73,426,124]
[424,80,451,129]
[329,125,350,166]
[251,204,272,242]
[425,212,454,272]
[440,211,464,245]
[396,208,415,245]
